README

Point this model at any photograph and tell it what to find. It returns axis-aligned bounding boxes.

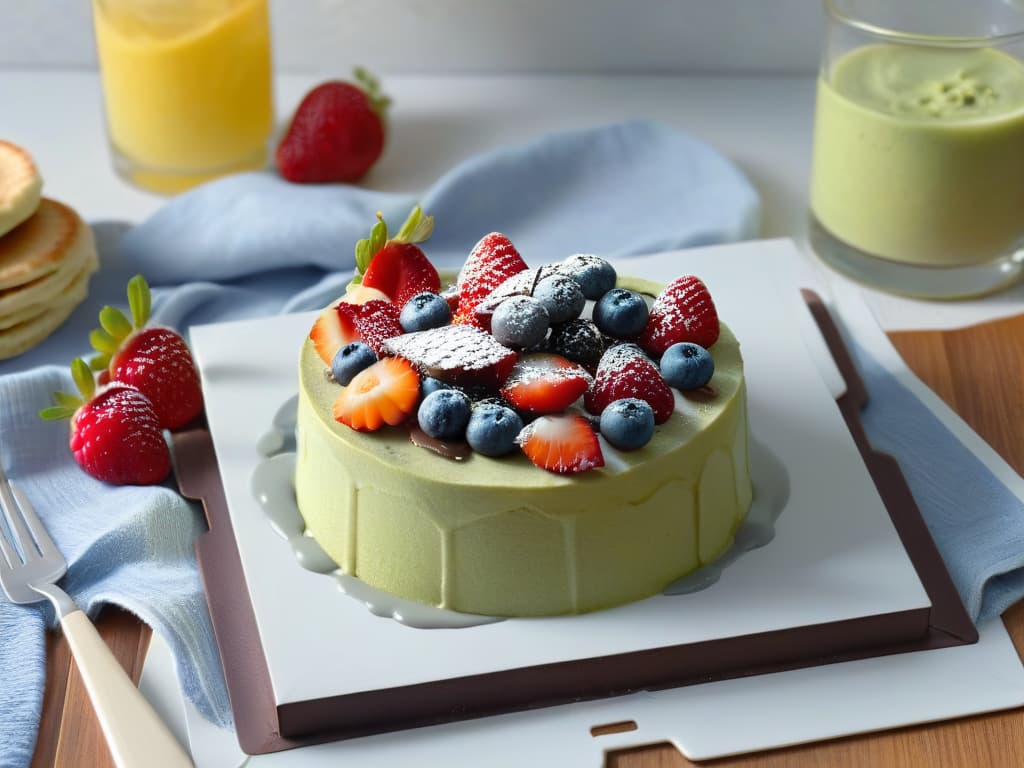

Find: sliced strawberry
[337,300,402,355]
[639,275,720,356]
[500,353,592,416]
[361,241,440,307]
[584,343,675,424]
[310,302,359,366]
[332,357,420,431]
[517,413,604,475]
[454,233,528,326]
[381,323,518,389]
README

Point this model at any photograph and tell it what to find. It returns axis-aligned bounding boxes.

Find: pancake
[0,140,43,240]
[0,200,97,315]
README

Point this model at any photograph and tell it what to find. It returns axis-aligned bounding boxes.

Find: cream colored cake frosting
[294,276,752,617]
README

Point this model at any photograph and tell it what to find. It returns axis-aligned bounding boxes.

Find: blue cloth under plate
[0,120,759,765]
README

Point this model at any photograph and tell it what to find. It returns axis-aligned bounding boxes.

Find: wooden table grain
[31,314,1024,768]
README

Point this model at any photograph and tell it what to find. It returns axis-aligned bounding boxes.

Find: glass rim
[825,0,1024,47]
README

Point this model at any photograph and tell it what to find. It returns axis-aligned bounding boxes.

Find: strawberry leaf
[54,391,81,409]
[89,353,111,371]
[353,66,391,119]
[127,274,152,330]
[393,205,434,245]
[90,328,119,356]
[71,358,95,402]
[99,305,133,341]
[39,405,78,421]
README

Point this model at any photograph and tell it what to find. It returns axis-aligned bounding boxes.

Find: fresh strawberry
[517,413,604,475]
[500,353,592,416]
[639,275,720,356]
[338,300,402,355]
[584,343,675,424]
[342,284,391,305]
[310,302,359,366]
[275,68,390,183]
[88,275,203,430]
[332,356,420,432]
[356,207,440,306]
[40,359,171,485]
[454,233,528,326]
[310,299,402,365]
[381,323,518,389]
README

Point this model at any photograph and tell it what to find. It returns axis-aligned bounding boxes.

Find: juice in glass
[92,0,274,193]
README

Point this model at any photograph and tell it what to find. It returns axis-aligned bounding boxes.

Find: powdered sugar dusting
[640,275,720,354]
[381,324,518,387]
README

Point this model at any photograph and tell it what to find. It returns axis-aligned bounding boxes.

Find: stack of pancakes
[0,140,98,360]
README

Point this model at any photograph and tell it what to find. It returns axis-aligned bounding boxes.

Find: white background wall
[0,0,824,74]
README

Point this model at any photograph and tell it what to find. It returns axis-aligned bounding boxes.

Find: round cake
[295,254,751,617]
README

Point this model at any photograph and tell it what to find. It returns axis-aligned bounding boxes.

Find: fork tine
[9,482,56,559]
[0,467,40,563]
[0,517,18,569]
[0,479,40,561]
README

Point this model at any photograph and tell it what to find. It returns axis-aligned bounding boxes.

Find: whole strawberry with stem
[40,359,171,485]
[276,67,390,184]
[349,205,440,306]
[89,275,203,430]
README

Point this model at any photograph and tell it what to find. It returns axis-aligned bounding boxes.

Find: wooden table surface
[30,312,1024,768]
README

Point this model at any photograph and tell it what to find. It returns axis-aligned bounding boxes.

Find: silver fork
[0,464,193,767]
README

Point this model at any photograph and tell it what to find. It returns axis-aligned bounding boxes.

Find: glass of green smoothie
[809,0,1024,298]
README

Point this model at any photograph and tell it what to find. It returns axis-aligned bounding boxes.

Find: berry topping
[310,303,359,366]
[454,233,528,325]
[88,275,202,430]
[559,254,617,300]
[355,206,441,306]
[331,341,377,386]
[548,319,605,372]
[500,353,592,416]
[584,343,674,424]
[593,288,650,339]
[342,284,391,305]
[420,375,451,398]
[466,402,524,457]
[382,323,519,389]
[660,342,715,391]
[517,413,605,475]
[490,295,550,350]
[639,275,720,356]
[275,68,389,184]
[336,299,403,355]
[400,291,451,333]
[332,356,419,432]
[532,274,585,325]
[417,389,472,441]
[599,398,655,451]
[40,359,170,486]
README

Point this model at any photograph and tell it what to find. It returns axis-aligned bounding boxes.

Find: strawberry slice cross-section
[517,413,605,475]
[500,353,592,416]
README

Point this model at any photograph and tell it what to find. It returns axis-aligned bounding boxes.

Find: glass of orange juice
[92,0,274,194]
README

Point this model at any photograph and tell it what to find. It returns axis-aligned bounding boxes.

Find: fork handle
[61,610,193,767]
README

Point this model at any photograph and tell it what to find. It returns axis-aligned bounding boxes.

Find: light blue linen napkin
[0,120,759,766]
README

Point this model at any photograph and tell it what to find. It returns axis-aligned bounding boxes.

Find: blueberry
[466,402,524,457]
[660,342,714,390]
[599,398,655,451]
[593,288,649,338]
[560,254,617,300]
[490,295,549,349]
[417,389,472,440]
[549,319,604,370]
[420,376,451,398]
[532,274,585,324]
[331,342,377,386]
[400,292,452,333]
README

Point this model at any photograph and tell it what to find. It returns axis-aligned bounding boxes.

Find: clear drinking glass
[92,0,274,194]
[809,0,1024,298]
